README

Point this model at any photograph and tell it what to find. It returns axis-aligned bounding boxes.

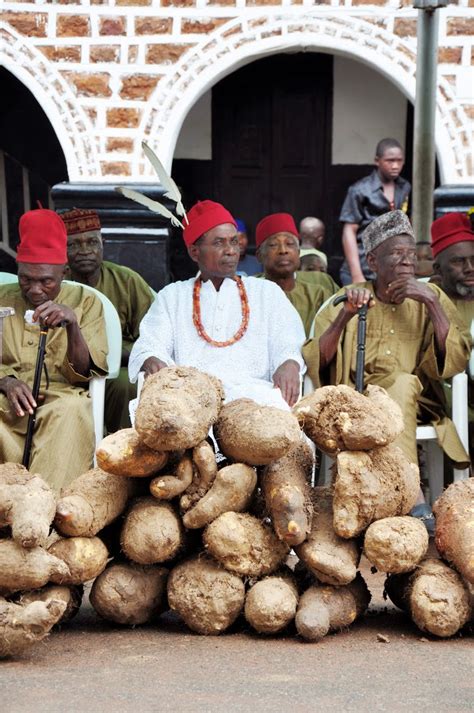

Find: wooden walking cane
[333,294,370,394]
[22,323,49,468]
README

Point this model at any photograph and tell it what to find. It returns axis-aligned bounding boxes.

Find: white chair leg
[425,440,444,505]
[451,372,470,484]
[89,377,105,466]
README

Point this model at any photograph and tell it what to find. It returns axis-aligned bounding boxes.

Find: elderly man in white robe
[129,200,305,410]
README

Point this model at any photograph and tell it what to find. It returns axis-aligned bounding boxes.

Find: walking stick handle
[332,294,369,394]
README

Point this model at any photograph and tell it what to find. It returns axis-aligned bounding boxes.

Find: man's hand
[341,288,375,315]
[142,356,168,377]
[33,301,77,328]
[272,359,300,407]
[385,276,435,305]
[0,376,36,417]
[318,289,374,370]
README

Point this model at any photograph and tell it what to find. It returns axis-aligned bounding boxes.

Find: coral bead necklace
[192,276,250,347]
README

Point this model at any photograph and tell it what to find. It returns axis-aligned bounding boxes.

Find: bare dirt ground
[1,557,472,713]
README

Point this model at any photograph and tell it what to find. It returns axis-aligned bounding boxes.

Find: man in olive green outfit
[303,210,471,531]
[303,210,471,468]
[255,213,336,337]
[430,212,474,460]
[0,208,108,490]
[62,209,154,432]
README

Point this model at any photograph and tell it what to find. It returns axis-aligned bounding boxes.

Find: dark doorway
[0,68,68,267]
[212,53,333,236]
[0,67,68,187]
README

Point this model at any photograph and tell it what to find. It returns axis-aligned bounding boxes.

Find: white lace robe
[128,276,306,409]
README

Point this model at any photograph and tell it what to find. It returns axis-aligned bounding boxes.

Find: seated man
[0,208,108,490]
[236,219,262,276]
[431,212,474,328]
[303,211,471,522]
[62,208,154,432]
[255,213,333,337]
[129,201,305,410]
[299,216,326,251]
[429,212,474,459]
[299,249,328,273]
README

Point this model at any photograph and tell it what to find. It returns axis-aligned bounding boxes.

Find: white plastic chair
[0,274,122,455]
[303,294,471,501]
[63,281,121,452]
[0,271,17,285]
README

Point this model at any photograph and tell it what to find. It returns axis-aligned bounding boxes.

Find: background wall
[173,56,410,165]
[1,1,473,182]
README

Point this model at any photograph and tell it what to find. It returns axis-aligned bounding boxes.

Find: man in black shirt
[339,138,411,285]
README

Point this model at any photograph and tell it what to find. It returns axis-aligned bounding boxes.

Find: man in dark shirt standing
[339,138,411,285]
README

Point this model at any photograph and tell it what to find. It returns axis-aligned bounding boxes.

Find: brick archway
[138,12,471,185]
[0,23,100,180]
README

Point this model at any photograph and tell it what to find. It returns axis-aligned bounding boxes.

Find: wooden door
[212,53,333,236]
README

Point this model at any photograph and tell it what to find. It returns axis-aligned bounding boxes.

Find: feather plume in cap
[115,142,188,228]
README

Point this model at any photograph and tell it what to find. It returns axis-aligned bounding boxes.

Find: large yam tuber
[96,428,168,477]
[167,556,245,635]
[294,487,360,585]
[295,573,371,642]
[385,558,472,638]
[0,463,56,548]
[363,516,428,574]
[244,575,298,634]
[182,463,257,530]
[54,467,132,538]
[135,366,224,451]
[17,584,83,624]
[0,540,69,594]
[215,398,302,465]
[261,442,314,546]
[433,478,474,585]
[0,596,66,658]
[121,497,184,564]
[48,536,109,585]
[150,454,194,500]
[333,444,419,538]
[204,512,288,577]
[90,562,168,626]
[293,384,404,455]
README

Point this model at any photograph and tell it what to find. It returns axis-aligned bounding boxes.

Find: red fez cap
[17,209,67,265]
[61,208,101,236]
[431,212,474,258]
[255,213,298,248]
[183,200,237,246]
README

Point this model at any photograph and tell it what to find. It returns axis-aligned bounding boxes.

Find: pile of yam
[1,373,472,658]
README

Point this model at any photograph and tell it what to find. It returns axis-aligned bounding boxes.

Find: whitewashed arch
[138,11,471,185]
[0,23,100,180]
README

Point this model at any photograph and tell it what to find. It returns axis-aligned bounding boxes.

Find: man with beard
[432,212,474,327]
[426,212,474,460]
